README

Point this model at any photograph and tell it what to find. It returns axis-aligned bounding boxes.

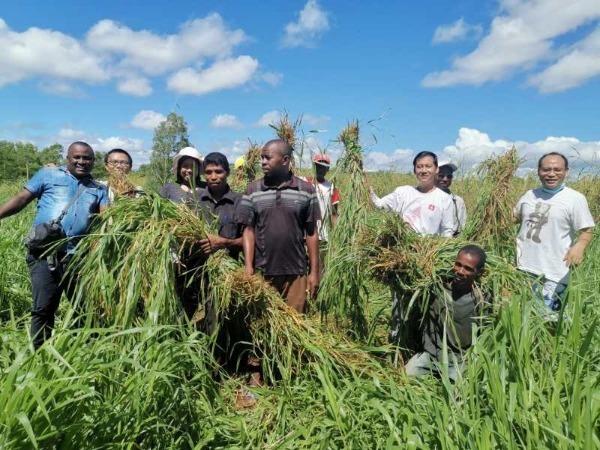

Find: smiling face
[437,166,454,190]
[179,157,200,185]
[66,143,94,178]
[413,155,438,189]
[105,151,131,175]
[538,155,568,190]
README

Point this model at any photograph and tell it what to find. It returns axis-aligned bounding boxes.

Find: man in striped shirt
[237,139,321,313]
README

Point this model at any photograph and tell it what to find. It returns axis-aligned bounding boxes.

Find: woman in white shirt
[370,151,456,237]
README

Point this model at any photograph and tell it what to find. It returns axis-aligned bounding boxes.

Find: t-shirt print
[525,202,551,243]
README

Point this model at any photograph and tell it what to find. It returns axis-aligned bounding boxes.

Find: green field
[0,163,598,449]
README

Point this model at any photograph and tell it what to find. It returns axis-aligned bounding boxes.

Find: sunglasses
[438,174,453,179]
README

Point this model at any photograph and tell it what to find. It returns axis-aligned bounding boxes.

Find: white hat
[172,147,203,176]
[438,160,458,172]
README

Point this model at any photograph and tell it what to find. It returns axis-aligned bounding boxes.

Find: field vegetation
[0,128,598,448]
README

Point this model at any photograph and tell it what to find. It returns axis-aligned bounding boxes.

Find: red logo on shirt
[428,204,435,211]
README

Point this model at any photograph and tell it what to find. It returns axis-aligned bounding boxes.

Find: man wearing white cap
[159,147,206,208]
[437,161,467,236]
[306,153,340,243]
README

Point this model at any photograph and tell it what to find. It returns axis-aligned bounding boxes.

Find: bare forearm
[0,189,34,220]
[574,228,594,249]
[306,232,319,275]
[242,226,255,273]
[225,236,243,250]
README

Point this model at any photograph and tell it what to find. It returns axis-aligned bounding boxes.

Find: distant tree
[0,141,40,180]
[38,143,64,166]
[148,112,191,191]
[91,151,108,180]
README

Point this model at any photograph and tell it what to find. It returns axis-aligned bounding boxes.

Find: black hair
[264,139,293,158]
[458,244,487,271]
[412,151,438,170]
[104,148,133,166]
[203,152,230,174]
[538,152,569,170]
[67,141,93,153]
[176,156,203,187]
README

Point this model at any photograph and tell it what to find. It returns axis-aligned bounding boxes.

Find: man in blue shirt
[0,141,108,348]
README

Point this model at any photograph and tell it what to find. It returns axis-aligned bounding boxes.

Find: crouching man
[405,244,487,381]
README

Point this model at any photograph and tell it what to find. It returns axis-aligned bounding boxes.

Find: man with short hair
[437,162,467,235]
[405,245,487,381]
[237,139,320,313]
[515,152,594,316]
[102,148,143,201]
[0,141,108,348]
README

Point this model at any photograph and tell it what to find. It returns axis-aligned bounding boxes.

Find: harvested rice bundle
[68,194,216,327]
[204,252,396,383]
[318,121,371,338]
[462,146,521,257]
[230,141,262,193]
[107,172,139,198]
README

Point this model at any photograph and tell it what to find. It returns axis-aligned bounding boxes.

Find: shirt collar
[260,172,298,191]
[200,185,235,204]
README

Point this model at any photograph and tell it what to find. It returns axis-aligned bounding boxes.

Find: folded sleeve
[25,168,49,198]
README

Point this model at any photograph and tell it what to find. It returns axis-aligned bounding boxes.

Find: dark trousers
[27,253,75,349]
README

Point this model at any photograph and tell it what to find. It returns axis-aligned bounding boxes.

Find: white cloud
[210,139,248,161]
[432,18,482,44]
[256,110,283,127]
[117,76,152,96]
[260,71,283,86]
[528,26,600,92]
[303,114,330,128]
[423,0,600,91]
[282,0,330,48]
[86,15,246,75]
[0,18,108,87]
[38,80,86,98]
[210,114,243,129]
[130,110,166,130]
[364,148,416,171]
[167,55,259,95]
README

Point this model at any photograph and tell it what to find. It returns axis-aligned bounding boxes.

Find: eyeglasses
[107,160,131,167]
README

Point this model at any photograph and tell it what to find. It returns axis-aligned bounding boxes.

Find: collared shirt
[25,166,108,252]
[236,174,320,276]
[197,187,242,240]
[423,285,485,357]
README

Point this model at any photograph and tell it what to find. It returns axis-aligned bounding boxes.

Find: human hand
[564,244,585,266]
[199,234,226,254]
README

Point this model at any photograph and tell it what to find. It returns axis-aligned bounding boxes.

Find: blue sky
[1,0,599,171]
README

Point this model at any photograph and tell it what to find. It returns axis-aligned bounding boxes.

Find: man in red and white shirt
[306,154,340,243]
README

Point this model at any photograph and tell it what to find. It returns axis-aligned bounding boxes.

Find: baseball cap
[312,153,331,167]
[438,160,458,172]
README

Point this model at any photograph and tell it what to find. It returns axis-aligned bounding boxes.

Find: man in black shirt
[405,244,487,381]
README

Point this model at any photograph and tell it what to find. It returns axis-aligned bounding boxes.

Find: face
[452,251,481,287]
[437,167,454,189]
[105,152,131,175]
[179,157,200,184]
[261,143,289,177]
[538,155,568,189]
[413,156,438,187]
[203,163,228,189]
[66,144,94,178]
[315,163,329,180]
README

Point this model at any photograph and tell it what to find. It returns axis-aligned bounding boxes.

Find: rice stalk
[230,141,262,192]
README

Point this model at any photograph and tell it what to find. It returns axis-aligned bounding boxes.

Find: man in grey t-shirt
[405,244,487,381]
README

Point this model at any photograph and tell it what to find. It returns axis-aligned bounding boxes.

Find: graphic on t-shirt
[525,202,551,243]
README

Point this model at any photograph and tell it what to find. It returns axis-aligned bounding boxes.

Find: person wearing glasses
[102,148,143,201]
[437,161,466,236]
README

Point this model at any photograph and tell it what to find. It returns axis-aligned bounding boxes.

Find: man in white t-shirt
[437,162,467,236]
[515,152,595,314]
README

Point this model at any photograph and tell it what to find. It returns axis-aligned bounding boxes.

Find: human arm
[370,186,402,211]
[306,225,320,299]
[242,226,256,275]
[440,198,457,238]
[0,189,35,220]
[564,228,594,266]
[199,234,243,254]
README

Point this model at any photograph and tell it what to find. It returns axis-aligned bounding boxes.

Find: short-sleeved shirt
[25,167,108,253]
[515,187,595,283]
[450,193,467,234]
[423,286,484,357]
[197,187,242,240]
[371,186,456,237]
[236,174,320,276]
